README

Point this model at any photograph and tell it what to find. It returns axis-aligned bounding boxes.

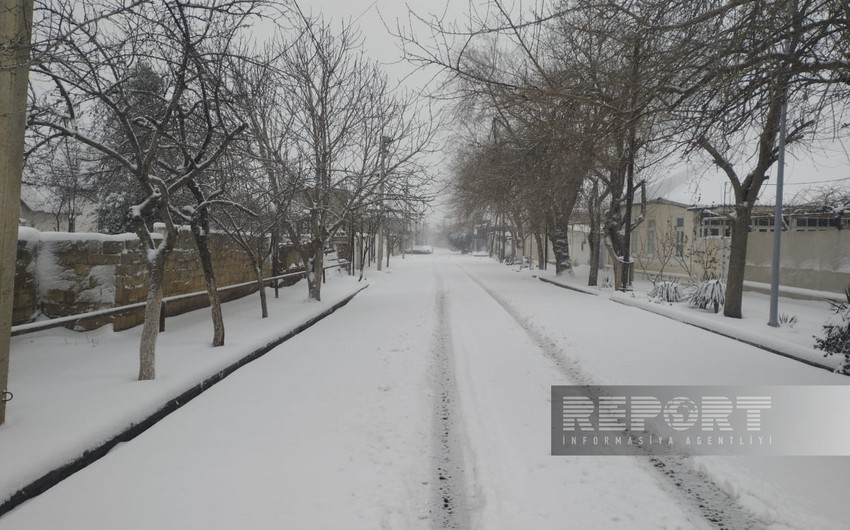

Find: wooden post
[0,0,35,425]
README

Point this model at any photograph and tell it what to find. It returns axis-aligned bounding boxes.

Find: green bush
[814,288,850,374]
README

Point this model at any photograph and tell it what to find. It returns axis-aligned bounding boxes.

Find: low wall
[745,230,850,294]
[13,227,285,330]
[630,229,850,294]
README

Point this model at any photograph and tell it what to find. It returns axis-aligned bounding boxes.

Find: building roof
[644,197,693,209]
[19,184,59,213]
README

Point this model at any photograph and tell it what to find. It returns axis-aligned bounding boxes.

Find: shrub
[650,281,682,303]
[814,288,850,374]
[688,279,725,313]
[778,313,798,328]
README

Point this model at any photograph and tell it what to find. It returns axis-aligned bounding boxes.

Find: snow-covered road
[2,252,848,529]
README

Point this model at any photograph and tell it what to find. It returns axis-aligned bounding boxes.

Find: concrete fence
[745,229,850,294]
[627,228,850,294]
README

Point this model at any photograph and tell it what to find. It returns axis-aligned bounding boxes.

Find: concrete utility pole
[768,38,792,327]
[1,0,35,425]
[376,135,391,271]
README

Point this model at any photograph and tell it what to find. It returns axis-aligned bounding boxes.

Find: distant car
[408,245,433,254]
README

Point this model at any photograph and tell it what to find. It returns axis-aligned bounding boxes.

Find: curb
[536,276,600,296]
[0,284,369,518]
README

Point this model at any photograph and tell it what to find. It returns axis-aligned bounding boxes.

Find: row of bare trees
[24,0,438,380]
[402,0,850,319]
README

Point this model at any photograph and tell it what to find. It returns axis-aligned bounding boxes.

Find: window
[700,217,731,238]
[675,217,685,257]
[751,217,774,232]
[796,217,832,231]
[647,220,656,256]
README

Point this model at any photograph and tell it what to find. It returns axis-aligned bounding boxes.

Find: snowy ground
[0,270,362,509]
[1,253,848,529]
[536,263,845,372]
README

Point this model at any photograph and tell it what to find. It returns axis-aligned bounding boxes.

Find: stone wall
[13,226,284,330]
[13,236,38,326]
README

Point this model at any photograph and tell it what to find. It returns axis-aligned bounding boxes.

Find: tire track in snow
[429,272,470,530]
[459,266,764,530]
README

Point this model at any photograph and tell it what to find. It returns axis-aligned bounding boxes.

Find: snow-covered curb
[536,275,601,296]
[0,279,367,515]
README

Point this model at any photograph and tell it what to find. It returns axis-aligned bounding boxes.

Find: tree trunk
[605,213,627,290]
[550,220,572,276]
[139,251,167,381]
[520,234,531,267]
[349,220,355,275]
[0,0,35,425]
[359,239,369,282]
[385,228,391,268]
[254,264,268,318]
[534,231,545,270]
[489,223,496,257]
[191,221,225,346]
[271,226,281,298]
[307,241,324,301]
[723,204,752,318]
[588,216,600,287]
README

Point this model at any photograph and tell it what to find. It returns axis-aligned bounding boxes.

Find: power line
[763,176,850,186]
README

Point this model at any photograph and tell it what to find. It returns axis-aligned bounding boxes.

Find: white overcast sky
[292,0,466,220]
[292,1,850,211]
[296,0,460,93]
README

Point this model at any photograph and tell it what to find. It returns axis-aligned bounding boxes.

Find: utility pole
[768,14,793,327]
[376,136,391,271]
[1,0,35,425]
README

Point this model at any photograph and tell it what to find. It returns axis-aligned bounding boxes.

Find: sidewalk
[0,273,365,510]
[534,264,845,374]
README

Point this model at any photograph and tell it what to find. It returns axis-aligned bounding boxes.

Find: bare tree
[654,0,841,317]
[271,12,438,300]
[28,0,266,379]
[22,136,97,231]
[401,1,682,285]
[209,153,286,318]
